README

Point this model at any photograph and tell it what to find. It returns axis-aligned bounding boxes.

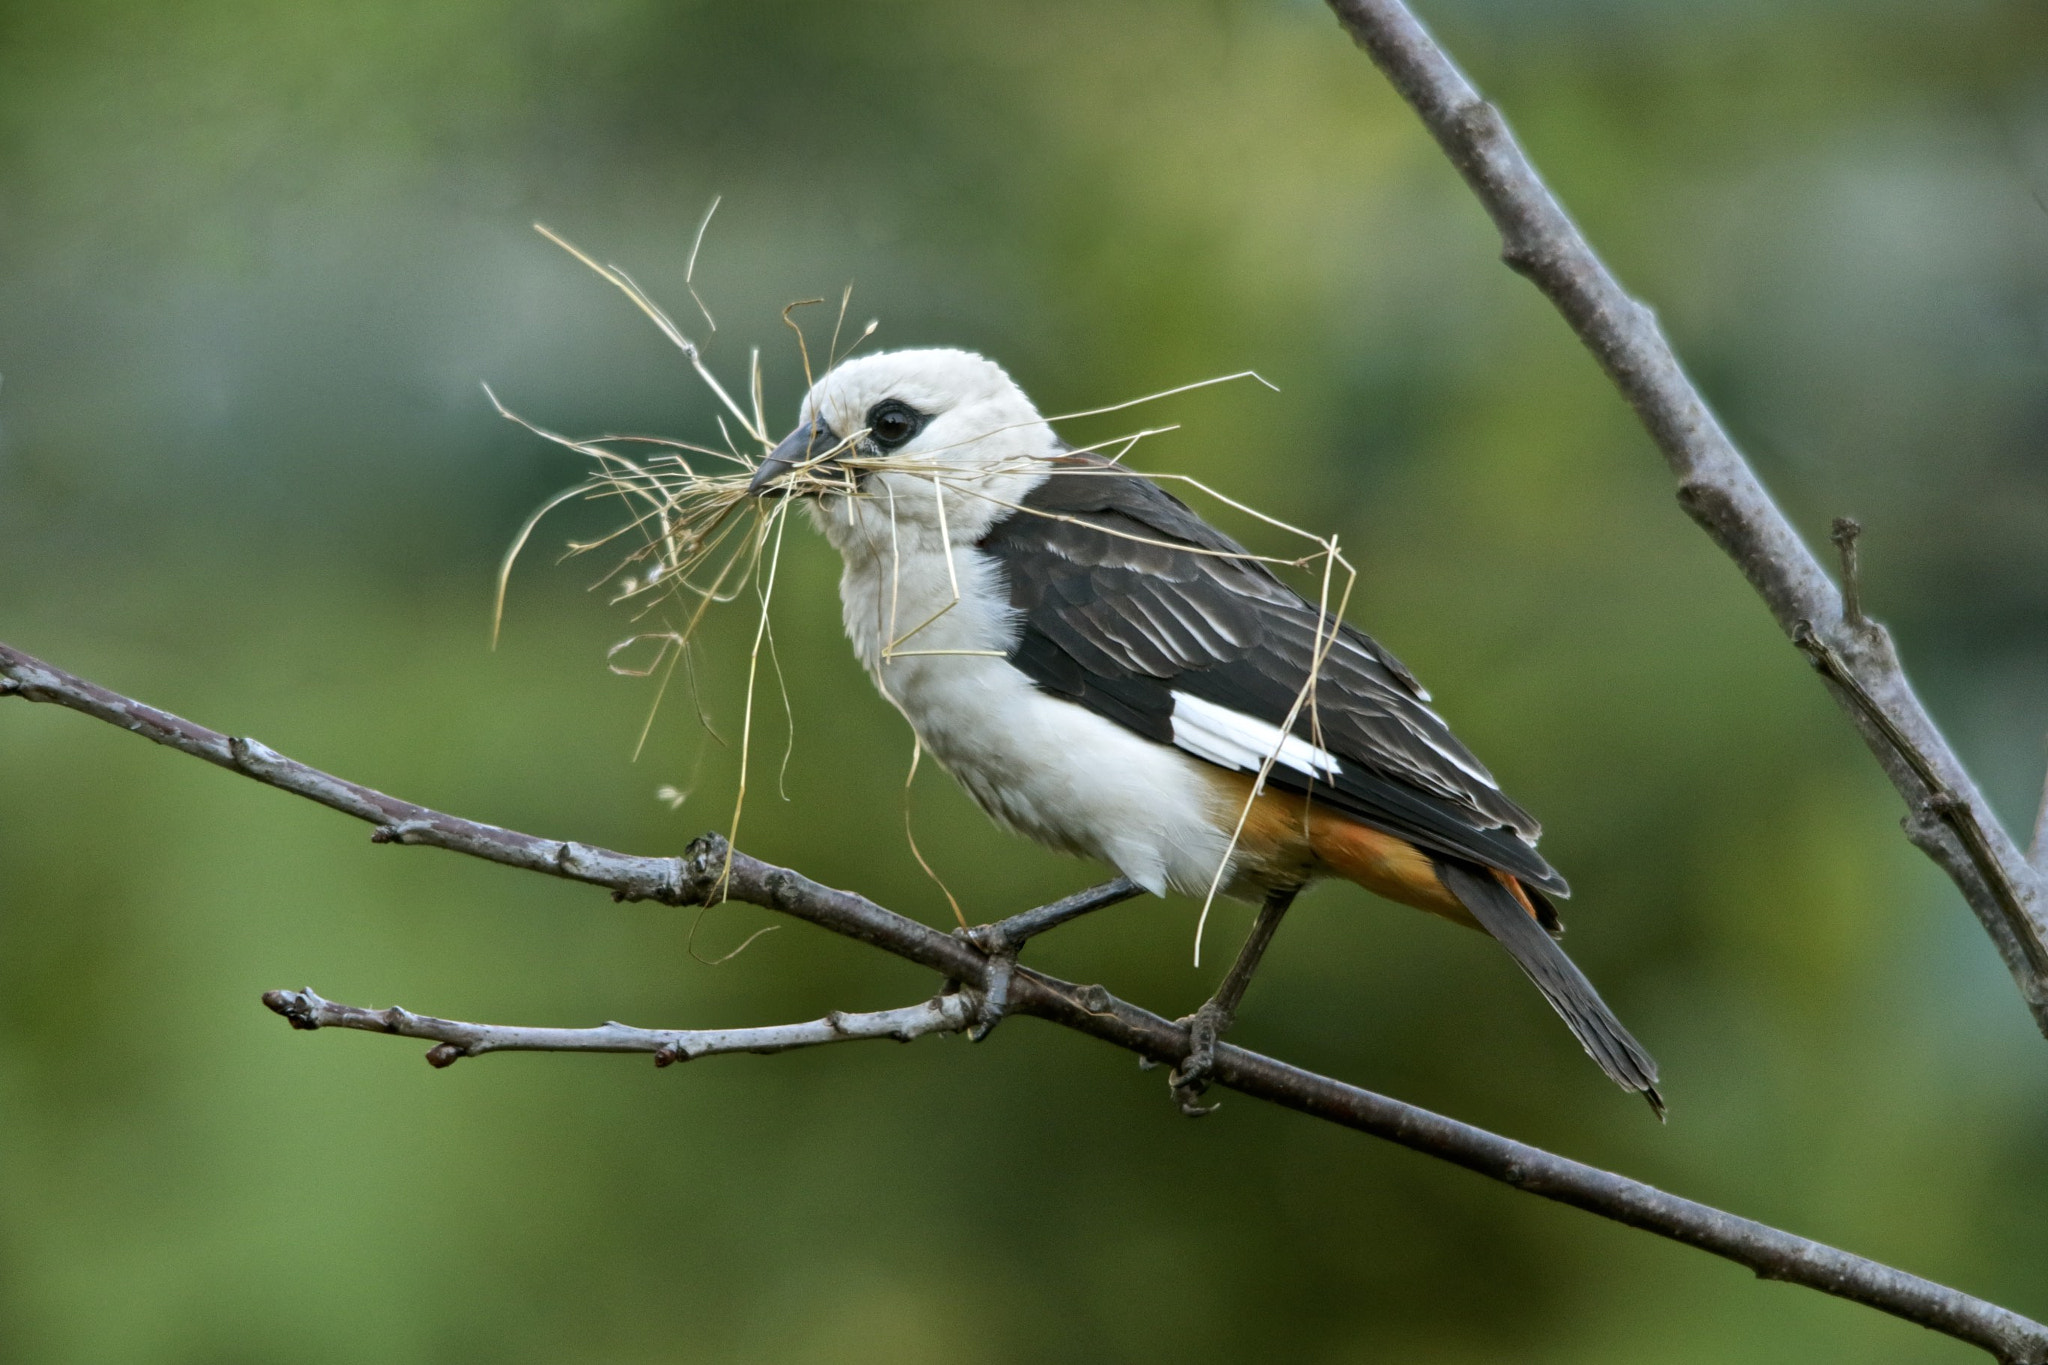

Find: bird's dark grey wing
[977,454,1568,894]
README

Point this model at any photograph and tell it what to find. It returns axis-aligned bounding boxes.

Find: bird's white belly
[897,653,1239,898]
[828,516,1234,897]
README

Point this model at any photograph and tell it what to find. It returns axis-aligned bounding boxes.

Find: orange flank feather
[1206,770,1552,933]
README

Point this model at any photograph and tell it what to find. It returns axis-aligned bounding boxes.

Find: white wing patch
[1169,692,1342,781]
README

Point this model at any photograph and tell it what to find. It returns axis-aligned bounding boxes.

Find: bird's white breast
[814,487,1238,898]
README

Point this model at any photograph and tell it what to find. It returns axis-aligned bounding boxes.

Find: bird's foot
[1167,998,1232,1117]
[954,923,1016,1042]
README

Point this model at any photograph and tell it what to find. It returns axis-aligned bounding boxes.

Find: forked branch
[3,640,2044,1362]
[1324,0,2048,1033]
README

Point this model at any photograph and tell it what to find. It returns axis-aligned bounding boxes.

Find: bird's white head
[747,347,1059,547]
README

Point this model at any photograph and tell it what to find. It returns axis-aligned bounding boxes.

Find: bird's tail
[1435,859,1664,1120]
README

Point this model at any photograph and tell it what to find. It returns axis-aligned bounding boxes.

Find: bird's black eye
[864,399,927,452]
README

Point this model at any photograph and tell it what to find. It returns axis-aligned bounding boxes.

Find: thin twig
[3,640,2042,1362]
[1322,0,2048,1038]
[1792,623,2048,974]
[1831,517,1864,628]
[261,986,972,1067]
[968,876,1144,953]
[2032,749,2048,878]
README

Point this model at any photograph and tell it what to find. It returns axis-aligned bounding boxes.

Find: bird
[745,346,1660,1117]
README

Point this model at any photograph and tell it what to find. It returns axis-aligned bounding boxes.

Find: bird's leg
[955,876,1143,1041]
[1169,888,1297,1116]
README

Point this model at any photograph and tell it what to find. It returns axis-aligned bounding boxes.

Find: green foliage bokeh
[3,2,2046,1361]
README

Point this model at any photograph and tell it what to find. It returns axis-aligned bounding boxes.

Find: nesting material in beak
[747,417,841,496]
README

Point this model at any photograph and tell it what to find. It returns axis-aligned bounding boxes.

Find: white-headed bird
[747,347,1659,1117]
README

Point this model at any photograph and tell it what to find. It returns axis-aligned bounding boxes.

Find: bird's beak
[747,417,840,497]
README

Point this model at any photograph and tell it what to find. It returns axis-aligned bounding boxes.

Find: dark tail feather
[1436,860,1664,1120]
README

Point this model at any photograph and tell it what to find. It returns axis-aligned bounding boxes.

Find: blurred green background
[4,1,2047,1360]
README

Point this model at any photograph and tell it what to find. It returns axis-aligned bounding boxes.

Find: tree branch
[261,986,974,1067]
[1322,0,2048,1036]
[0,640,683,901]
[4,639,2044,1362]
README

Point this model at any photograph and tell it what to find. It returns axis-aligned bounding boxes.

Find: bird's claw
[956,924,1016,1042]
[1168,999,1230,1116]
